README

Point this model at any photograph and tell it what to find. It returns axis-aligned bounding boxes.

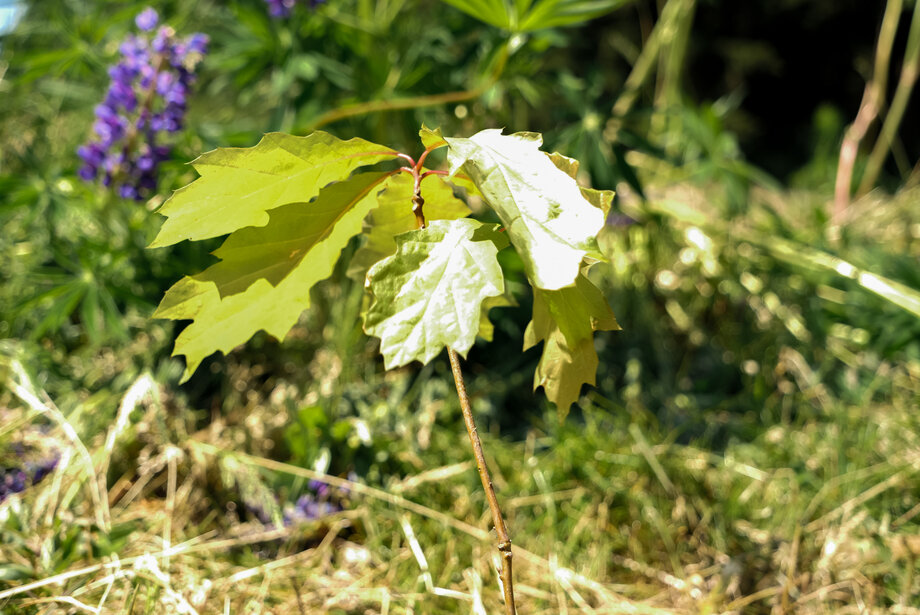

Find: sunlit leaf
[547,151,614,216]
[150,131,399,248]
[364,219,508,368]
[438,0,626,31]
[419,124,447,150]
[446,129,606,290]
[524,272,619,413]
[154,172,389,382]
[477,292,516,342]
[196,171,394,297]
[348,173,471,278]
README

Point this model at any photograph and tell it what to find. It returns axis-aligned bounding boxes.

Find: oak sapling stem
[404,147,517,614]
[447,347,517,615]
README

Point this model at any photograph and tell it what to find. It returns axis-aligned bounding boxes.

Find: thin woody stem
[420,169,449,180]
[405,155,516,613]
[447,348,517,615]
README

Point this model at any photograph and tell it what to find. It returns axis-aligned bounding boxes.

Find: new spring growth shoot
[151,126,620,612]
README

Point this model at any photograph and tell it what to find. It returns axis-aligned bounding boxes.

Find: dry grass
[3,335,920,615]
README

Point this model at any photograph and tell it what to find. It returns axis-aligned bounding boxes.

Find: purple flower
[135,7,158,32]
[283,493,342,525]
[29,457,59,483]
[186,34,208,55]
[264,0,326,18]
[307,478,330,498]
[0,452,60,503]
[76,9,207,200]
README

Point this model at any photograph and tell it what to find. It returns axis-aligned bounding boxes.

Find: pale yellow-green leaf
[364,219,508,368]
[419,124,447,150]
[524,272,619,414]
[151,131,399,247]
[348,173,472,278]
[446,129,606,290]
[154,172,389,382]
[477,293,516,342]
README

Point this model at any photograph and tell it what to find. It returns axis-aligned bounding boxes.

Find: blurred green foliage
[2,0,920,611]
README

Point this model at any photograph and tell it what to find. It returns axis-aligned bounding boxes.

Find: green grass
[3,211,920,613]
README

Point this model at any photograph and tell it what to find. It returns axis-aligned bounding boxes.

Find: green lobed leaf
[348,172,471,278]
[531,333,599,416]
[150,131,399,248]
[198,171,394,297]
[477,292,516,342]
[364,219,509,369]
[445,129,606,290]
[523,272,619,413]
[154,171,391,382]
[418,125,483,197]
[546,151,614,217]
[419,124,447,150]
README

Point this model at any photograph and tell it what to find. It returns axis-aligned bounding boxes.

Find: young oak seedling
[152,126,619,613]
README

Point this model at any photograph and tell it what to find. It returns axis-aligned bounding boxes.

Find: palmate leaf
[364,219,509,369]
[348,172,471,278]
[446,129,606,290]
[437,0,627,31]
[154,171,392,382]
[437,0,514,29]
[150,132,399,247]
[524,272,620,414]
[518,0,631,31]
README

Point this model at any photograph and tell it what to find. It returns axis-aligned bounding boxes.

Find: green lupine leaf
[518,0,631,31]
[437,0,513,29]
[445,129,606,290]
[150,131,399,247]
[348,172,471,278]
[524,272,619,413]
[154,172,389,382]
[364,219,508,368]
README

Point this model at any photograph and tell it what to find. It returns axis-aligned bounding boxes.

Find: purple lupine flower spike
[77,8,207,200]
[135,7,158,32]
[0,451,60,503]
[264,0,326,18]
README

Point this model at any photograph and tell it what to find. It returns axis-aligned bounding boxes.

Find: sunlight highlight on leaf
[446,129,606,290]
[150,131,399,247]
[154,171,390,382]
[348,172,471,278]
[364,219,508,368]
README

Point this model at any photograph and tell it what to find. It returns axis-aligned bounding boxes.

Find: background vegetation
[2,0,920,613]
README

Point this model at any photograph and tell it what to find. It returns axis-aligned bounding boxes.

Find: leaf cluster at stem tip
[151,125,619,413]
